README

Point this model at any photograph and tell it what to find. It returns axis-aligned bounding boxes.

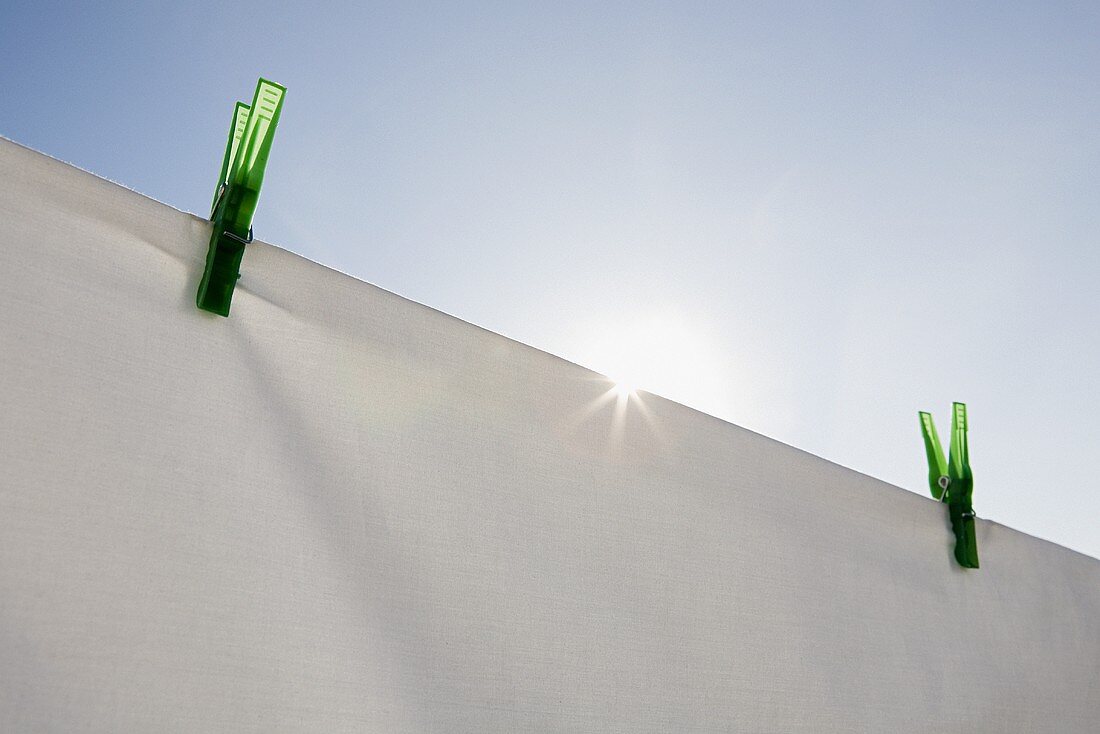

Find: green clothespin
[919,402,979,569]
[196,78,286,316]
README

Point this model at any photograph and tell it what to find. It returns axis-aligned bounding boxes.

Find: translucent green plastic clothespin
[196,78,286,316]
[919,402,979,569]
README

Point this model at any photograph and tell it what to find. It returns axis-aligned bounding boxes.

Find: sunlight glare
[580,308,731,417]
[611,378,637,398]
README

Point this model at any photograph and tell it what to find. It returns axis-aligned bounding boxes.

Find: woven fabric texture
[1,138,1098,732]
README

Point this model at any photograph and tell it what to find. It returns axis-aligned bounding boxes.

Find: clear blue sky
[3,1,1098,559]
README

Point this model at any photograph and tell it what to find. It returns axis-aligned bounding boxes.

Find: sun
[611,378,637,398]
[574,307,730,418]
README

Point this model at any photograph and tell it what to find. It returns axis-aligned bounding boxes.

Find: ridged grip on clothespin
[197,78,286,316]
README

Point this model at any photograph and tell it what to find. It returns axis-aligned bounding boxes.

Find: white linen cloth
[2,137,1098,732]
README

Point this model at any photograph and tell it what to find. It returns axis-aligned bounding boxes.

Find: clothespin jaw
[197,78,286,316]
[918,402,979,569]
